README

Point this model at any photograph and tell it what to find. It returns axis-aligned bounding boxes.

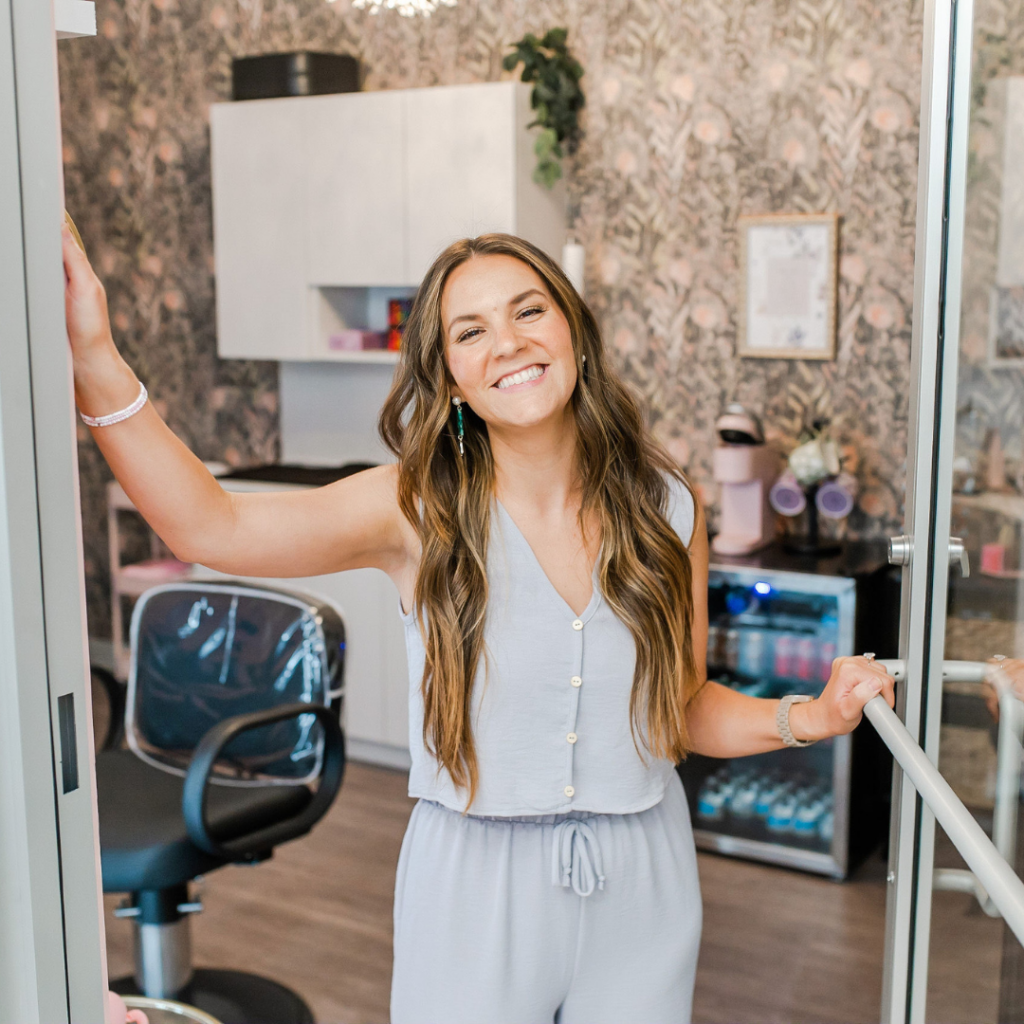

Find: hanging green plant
[503,28,585,189]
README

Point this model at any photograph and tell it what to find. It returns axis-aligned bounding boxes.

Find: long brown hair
[379,234,700,806]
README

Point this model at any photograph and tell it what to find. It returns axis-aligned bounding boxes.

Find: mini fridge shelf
[685,739,851,877]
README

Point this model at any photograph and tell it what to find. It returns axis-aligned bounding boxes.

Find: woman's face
[441,254,577,437]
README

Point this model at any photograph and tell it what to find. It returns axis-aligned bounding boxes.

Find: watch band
[777,694,815,748]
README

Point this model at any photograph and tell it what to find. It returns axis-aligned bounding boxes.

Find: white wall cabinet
[305,90,406,288]
[404,84,516,277]
[210,100,308,360]
[55,0,96,39]
[211,81,566,361]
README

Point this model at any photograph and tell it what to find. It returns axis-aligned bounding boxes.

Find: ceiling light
[350,0,456,15]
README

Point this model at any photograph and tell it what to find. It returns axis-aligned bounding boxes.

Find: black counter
[216,462,378,487]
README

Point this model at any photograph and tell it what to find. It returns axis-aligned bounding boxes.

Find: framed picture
[737,212,839,360]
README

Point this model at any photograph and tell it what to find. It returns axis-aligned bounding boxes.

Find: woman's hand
[61,221,139,415]
[790,655,897,743]
[62,221,116,363]
[982,657,1024,721]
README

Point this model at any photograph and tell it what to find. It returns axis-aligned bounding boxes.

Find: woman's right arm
[63,223,416,581]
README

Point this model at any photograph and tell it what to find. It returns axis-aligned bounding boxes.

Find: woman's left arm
[683,502,896,759]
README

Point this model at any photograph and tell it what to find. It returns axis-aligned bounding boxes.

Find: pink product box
[328,329,388,352]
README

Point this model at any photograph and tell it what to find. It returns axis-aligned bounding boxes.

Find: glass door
[887,0,1024,1019]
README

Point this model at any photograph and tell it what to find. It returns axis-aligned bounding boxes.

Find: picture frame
[737,212,839,360]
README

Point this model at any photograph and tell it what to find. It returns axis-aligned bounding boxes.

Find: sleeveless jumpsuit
[391,476,701,1024]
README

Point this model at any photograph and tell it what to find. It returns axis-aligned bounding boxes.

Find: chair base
[111,968,315,1024]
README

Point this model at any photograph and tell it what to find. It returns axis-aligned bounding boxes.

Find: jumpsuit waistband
[424,801,608,898]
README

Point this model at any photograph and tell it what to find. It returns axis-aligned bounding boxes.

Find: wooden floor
[104,763,1005,1024]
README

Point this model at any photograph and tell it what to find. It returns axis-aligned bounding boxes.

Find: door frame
[0,0,108,1019]
[882,0,979,1020]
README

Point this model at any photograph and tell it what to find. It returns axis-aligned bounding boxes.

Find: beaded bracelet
[79,381,148,427]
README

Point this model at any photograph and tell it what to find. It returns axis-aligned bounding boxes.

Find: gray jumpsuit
[391,477,701,1024]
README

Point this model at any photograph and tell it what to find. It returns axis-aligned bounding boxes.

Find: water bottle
[738,630,767,677]
[818,640,838,683]
[724,628,741,672]
[697,778,727,821]
[767,793,798,832]
[795,636,816,681]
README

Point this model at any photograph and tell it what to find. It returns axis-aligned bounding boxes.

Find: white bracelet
[79,381,148,427]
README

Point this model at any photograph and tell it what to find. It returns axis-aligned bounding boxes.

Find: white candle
[561,241,586,296]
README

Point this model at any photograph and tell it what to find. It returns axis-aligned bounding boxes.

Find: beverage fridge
[677,547,897,878]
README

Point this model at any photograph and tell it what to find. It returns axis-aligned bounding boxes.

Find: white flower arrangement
[787,433,841,488]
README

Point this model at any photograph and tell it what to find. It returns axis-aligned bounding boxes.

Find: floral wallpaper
[59,0,925,640]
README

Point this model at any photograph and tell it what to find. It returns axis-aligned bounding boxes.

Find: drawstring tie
[551,818,605,897]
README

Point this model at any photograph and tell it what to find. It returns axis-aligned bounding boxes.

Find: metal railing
[868,658,1024,944]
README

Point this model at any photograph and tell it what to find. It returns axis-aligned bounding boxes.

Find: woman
[64,227,895,1024]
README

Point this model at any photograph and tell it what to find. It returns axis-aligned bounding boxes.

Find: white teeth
[496,365,544,389]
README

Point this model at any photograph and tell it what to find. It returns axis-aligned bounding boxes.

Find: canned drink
[774,633,796,678]
[795,636,816,681]
[738,630,766,677]
[819,640,838,682]
[724,628,740,671]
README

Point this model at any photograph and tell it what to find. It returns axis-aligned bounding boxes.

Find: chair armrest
[182,703,345,860]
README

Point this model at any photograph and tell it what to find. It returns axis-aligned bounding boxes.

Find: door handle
[888,535,912,566]
[887,534,970,576]
[948,536,970,577]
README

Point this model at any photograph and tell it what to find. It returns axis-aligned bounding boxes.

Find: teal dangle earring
[452,396,465,457]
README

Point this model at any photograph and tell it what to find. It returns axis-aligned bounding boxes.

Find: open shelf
[308,285,415,363]
[315,349,399,364]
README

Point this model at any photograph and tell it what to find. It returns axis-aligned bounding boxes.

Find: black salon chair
[98,581,347,1024]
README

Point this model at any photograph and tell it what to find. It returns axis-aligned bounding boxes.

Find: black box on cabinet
[231,52,360,102]
[677,541,899,879]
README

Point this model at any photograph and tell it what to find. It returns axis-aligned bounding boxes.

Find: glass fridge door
[680,567,857,877]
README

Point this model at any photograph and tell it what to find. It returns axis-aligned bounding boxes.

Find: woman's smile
[494,363,548,391]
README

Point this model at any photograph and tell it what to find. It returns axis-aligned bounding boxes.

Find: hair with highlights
[379,233,699,806]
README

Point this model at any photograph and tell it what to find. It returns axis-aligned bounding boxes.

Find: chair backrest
[126,581,345,786]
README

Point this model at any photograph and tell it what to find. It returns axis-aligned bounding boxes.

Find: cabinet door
[322,567,387,747]
[210,100,308,359]
[305,91,406,287]
[404,83,517,283]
